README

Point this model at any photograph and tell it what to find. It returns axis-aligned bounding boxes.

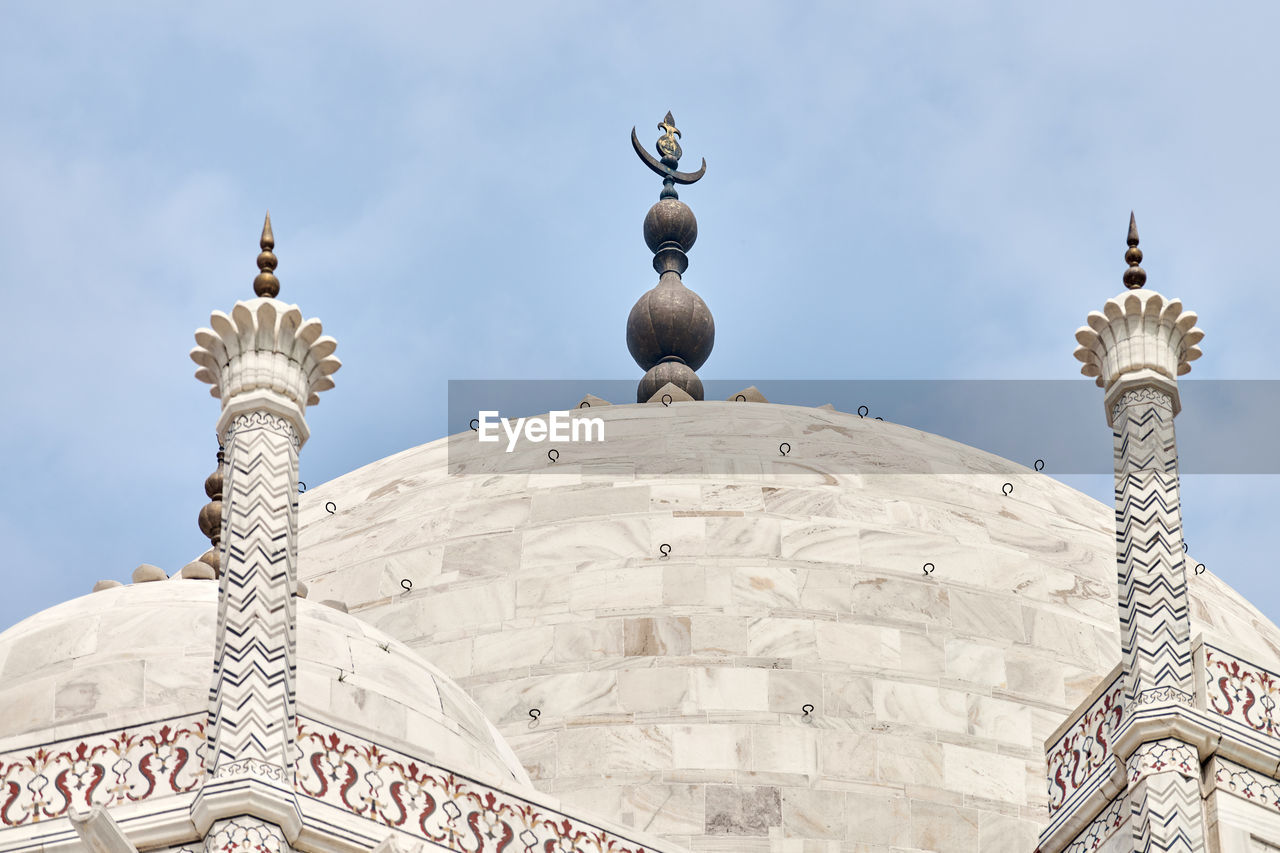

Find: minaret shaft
[1112,388,1194,706]
[207,411,301,777]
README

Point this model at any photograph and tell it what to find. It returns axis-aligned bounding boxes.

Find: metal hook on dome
[580,401,591,408]
[802,703,814,719]
[548,448,559,463]
[401,578,412,593]
[858,405,869,417]
[659,543,671,560]
[528,708,541,729]
[298,481,307,492]
[325,501,336,514]
[1195,563,1206,575]
[662,394,673,407]
[1002,483,1013,497]
[735,394,746,401]
[1034,459,1045,472]
[779,442,791,457]
[922,562,935,575]
[470,418,479,431]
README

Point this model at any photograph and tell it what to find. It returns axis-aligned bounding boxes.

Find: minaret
[188,214,340,852]
[1073,213,1206,851]
[626,112,715,402]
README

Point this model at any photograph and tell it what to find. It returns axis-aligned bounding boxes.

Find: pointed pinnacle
[253,211,280,298]
[1123,211,1146,290]
[261,211,274,250]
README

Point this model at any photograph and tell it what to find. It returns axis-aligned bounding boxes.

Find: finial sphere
[637,360,704,403]
[626,284,715,372]
[643,199,698,253]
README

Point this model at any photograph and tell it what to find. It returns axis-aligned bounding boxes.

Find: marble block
[625,616,692,656]
[671,724,750,770]
[782,788,845,840]
[704,785,781,837]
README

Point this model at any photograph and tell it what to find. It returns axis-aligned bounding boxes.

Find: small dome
[0,581,533,791]
[643,198,697,253]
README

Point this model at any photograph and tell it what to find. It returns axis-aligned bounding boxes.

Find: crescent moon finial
[631,111,707,194]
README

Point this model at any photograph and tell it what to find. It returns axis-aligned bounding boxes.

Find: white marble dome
[296,400,1280,853]
[0,578,533,792]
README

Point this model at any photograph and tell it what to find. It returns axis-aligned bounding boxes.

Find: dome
[296,400,1280,851]
[0,579,533,792]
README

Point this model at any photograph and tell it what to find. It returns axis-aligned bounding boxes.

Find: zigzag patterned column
[1112,388,1193,707]
[1127,740,1206,853]
[207,410,300,777]
[187,217,340,850]
[1073,217,1206,853]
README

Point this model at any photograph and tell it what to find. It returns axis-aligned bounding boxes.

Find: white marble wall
[297,402,1280,853]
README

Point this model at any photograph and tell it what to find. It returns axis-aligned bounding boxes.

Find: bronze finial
[1123,211,1146,290]
[632,111,707,200]
[253,211,280,298]
[197,442,225,577]
[626,114,715,402]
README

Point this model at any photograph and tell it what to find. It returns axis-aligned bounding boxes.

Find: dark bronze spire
[626,113,715,403]
[253,212,280,298]
[1123,211,1146,290]
[197,442,224,577]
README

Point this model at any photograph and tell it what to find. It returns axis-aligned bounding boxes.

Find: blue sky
[3,2,1280,632]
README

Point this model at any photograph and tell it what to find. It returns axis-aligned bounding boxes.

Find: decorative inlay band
[1214,757,1280,812]
[1111,387,1173,422]
[205,816,290,853]
[1046,671,1124,815]
[295,719,657,852]
[222,410,301,449]
[213,758,292,782]
[0,716,663,852]
[1064,793,1125,853]
[1205,646,1280,739]
[1127,739,1197,785]
[0,716,206,827]
[1131,687,1195,707]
